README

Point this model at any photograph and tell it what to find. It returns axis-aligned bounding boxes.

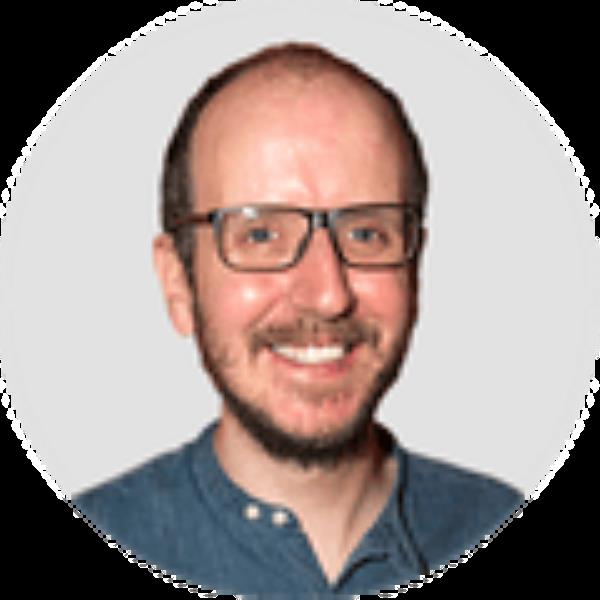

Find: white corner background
[0,0,598,497]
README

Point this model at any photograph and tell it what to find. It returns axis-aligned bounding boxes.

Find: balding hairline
[161,42,428,286]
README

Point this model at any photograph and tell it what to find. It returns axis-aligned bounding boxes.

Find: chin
[222,385,378,469]
[270,390,366,436]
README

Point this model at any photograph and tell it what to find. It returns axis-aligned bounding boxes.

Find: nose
[289,228,355,318]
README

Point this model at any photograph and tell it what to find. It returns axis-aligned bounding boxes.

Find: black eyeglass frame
[168,203,423,272]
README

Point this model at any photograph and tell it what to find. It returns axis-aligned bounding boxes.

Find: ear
[153,234,195,337]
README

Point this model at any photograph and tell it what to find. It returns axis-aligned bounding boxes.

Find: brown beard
[192,296,415,469]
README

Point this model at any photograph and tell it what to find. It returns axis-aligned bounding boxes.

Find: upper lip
[252,321,374,355]
[270,340,356,351]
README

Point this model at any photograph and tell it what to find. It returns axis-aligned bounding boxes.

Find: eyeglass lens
[219,206,417,270]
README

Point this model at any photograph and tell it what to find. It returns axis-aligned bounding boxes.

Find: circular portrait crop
[1,1,598,596]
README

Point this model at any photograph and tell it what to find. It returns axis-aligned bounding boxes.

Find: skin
[153,67,417,583]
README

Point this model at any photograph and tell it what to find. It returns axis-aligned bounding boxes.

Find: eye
[246,227,279,244]
[348,227,384,244]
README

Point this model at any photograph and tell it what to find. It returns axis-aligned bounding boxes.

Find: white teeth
[272,345,346,365]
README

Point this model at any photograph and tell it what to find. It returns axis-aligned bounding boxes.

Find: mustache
[250,316,380,354]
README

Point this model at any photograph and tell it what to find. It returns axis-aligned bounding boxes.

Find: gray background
[0,0,598,496]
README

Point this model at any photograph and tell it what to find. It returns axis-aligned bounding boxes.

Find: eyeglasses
[168,203,422,271]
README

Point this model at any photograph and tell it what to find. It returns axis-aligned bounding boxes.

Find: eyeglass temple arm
[167,212,214,233]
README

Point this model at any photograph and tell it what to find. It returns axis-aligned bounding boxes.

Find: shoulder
[400,449,524,569]
[405,450,523,514]
[74,439,196,511]
[72,437,207,565]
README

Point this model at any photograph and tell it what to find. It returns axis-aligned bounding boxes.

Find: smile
[271,344,347,365]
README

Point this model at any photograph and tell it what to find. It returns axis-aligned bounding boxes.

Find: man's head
[154,43,428,467]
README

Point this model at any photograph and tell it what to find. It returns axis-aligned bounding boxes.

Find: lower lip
[266,345,360,377]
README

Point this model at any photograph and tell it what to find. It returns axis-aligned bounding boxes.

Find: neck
[214,410,397,583]
[216,409,381,500]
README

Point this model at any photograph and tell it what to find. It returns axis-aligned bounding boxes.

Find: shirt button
[271,510,289,527]
[244,503,261,521]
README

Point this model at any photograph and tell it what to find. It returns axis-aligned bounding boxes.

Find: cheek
[351,272,412,334]
[198,268,281,336]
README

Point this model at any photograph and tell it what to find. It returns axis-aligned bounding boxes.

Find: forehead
[189,66,409,209]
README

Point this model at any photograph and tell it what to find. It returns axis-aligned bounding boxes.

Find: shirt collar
[189,420,424,578]
[339,425,426,582]
[189,420,302,535]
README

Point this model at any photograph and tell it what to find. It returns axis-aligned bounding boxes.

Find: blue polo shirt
[73,421,523,597]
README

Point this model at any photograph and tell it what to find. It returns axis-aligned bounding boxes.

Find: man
[74,43,523,596]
